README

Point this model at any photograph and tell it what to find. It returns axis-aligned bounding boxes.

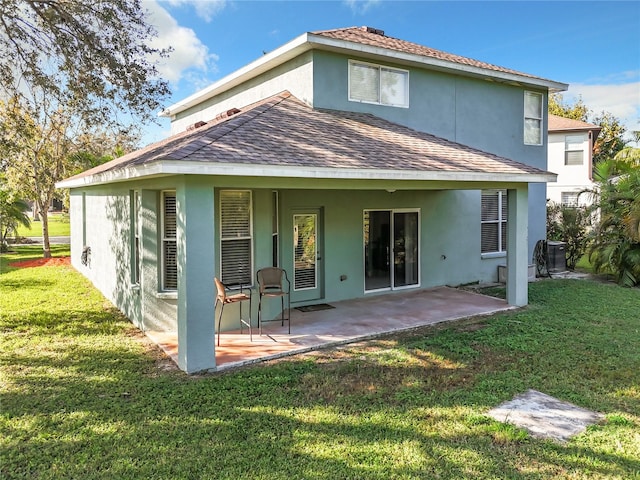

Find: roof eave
[56,160,557,189]
[161,32,568,118]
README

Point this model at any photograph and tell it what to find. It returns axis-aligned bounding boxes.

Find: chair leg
[287,292,291,334]
[216,300,225,346]
[280,295,284,327]
[258,294,263,336]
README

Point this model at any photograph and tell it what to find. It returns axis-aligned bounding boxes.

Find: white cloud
[145,1,218,85]
[164,0,227,22]
[565,76,640,136]
[343,0,381,15]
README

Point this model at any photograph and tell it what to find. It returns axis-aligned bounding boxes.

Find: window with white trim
[130,190,141,285]
[349,60,409,107]
[524,91,543,145]
[161,191,177,290]
[561,192,579,207]
[481,190,508,254]
[220,190,253,286]
[564,135,584,165]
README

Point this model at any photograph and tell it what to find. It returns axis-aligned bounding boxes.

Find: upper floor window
[349,60,409,108]
[564,135,584,165]
[220,190,253,286]
[481,190,508,255]
[524,91,543,145]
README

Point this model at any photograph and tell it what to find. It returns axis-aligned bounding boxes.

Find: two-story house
[58,27,566,373]
[547,114,601,206]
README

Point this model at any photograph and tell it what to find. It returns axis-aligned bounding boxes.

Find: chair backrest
[214,277,226,302]
[257,267,286,294]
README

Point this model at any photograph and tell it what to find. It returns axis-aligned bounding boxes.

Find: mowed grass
[13,213,70,238]
[1,250,639,479]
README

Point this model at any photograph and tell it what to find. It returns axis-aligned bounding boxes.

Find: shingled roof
[314,27,550,83]
[548,114,601,133]
[59,92,555,188]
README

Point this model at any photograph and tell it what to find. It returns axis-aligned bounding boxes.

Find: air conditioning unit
[547,241,567,273]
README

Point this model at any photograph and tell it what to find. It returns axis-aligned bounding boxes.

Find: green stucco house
[58,27,566,373]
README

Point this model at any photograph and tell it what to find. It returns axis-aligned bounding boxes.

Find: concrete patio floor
[147,286,515,372]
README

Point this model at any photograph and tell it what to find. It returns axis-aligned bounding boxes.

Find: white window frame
[161,191,177,291]
[130,190,141,286]
[524,91,543,146]
[219,190,253,287]
[348,60,409,108]
[481,190,508,257]
[561,192,579,207]
[564,135,584,165]
[363,208,421,293]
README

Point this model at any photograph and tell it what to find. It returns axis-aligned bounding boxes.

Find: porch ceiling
[146,286,514,372]
[58,91,556,189]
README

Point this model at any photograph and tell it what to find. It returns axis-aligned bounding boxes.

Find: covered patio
[147,286,514,372]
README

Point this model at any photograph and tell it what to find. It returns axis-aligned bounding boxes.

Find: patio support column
[506,186,528,307]
[176,178,216,373]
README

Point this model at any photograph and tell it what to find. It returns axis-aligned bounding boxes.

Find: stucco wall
[171,51,314,134]
[311,50,549,256]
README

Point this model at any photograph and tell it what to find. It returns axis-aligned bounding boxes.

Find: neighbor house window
[161,191,177,290]
[130,190,141,285]
[481,190,508,254]
[565,135,584,165]
[349,60,409,107]
[220,190,252,286]
[524,91,543,145]
[561,192,579,207]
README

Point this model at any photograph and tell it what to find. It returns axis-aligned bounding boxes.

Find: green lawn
[13,213,70,238]
[1,250,639,479]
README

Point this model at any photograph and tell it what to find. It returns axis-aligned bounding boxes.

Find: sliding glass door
[364,210,419,291]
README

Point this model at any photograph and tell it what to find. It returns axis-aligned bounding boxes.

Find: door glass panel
[393,212,419,288]
[293,214,317,290]
[364,210,391,291]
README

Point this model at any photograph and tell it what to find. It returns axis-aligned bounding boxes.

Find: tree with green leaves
[549,93,589,121]
[0,175,31,251]
[0,0,168,257]
[588,148,640,286]
[0,0,170,127]
[0,96,136,257]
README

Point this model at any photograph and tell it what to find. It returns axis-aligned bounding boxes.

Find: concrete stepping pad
[487,389,604,442]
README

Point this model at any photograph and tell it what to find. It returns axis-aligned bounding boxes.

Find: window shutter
[481,190,507,254]
[481,224,499,253]
[220,191,252,286]
[350,62,379,103]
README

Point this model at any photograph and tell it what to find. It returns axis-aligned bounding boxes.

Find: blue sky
[143,0,640,145]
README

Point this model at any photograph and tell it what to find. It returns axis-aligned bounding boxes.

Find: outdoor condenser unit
[547,241,567,273]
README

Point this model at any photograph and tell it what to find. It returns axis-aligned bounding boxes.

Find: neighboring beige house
[547,114,601,206]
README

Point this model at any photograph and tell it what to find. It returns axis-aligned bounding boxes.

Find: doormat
[295,304,335,313]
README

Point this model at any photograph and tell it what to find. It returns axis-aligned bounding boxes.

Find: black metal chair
[214,277,252,346]
[256,267,291,335]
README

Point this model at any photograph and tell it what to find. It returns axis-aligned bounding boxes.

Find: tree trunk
[40,207,51,258]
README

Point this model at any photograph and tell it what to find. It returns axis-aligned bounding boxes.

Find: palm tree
[588,148,640,286]
[0,189,32,251]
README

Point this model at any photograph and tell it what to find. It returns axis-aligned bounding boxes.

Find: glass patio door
[293,210,323,302]
[364,210,419,291]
